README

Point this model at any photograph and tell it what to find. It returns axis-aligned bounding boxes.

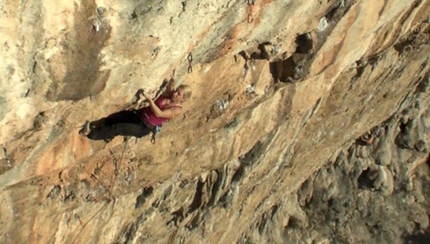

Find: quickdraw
[187,52,193,73]
[247,14,253,23]
[74,214,84,226]
[3,146,11,167]
[171,68,176,78]
[247,0,255,23]
[150,125,162,144]
[360,133,374,145]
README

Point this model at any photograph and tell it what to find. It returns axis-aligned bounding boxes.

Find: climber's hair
[177,84,192,101]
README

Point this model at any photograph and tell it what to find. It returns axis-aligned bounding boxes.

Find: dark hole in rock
[96,7,106,16]
[47,185,61,199]
[187,180,204,213]
[402,229,430,244]
[355,64,366,78]
[295,33,313,54]
[395,124,415,150]
[415,76,430,94]
[169,207,185,226]
[250,42,271,60]
[357,168,377,190]
[325,5,338,21]
[258,215,268,235]
[270,57,295,83]
[186,212,201,231]
[238,50,248,60]
[328,198,335,208]
[394,38,414,55]
[231,141,263,183]
[414,140,428,153]
[270,204,279,215]
[286,216,301,229]
[63,191,75,203]
[270,53,307,82]
[399,119,413,134]
[33,111,46,131]
[123,223,137,244]
[207,170,224,207]
[135,186,153,209]
[426,155,430,169]
[129,11,137,19]
[325,0,350,23]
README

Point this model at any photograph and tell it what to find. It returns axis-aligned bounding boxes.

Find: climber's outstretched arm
[165,77,179,95]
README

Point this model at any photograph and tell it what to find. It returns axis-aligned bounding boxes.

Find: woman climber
[79,78,191,142]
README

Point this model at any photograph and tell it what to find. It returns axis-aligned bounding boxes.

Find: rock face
[0,0,429,243]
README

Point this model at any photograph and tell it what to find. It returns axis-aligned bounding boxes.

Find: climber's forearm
[147,97,181,119]
[166,78,178,93]
[146,97,163,117]
[135,100,142,110]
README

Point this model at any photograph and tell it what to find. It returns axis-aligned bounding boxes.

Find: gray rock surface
[0,0,429,243]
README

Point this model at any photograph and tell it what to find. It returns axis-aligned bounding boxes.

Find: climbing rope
[71,139,129,244]
[71,203,110,244]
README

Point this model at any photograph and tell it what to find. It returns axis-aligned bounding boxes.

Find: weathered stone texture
[0,0,429,243]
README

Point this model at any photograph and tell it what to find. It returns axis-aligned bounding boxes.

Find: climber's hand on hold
[142,90,151,100]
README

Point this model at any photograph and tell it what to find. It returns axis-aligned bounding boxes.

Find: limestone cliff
[0,0,429,243]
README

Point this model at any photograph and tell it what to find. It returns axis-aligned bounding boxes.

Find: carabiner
[187,52,193,73]
[247,14,253,23]
[171,69,176,78]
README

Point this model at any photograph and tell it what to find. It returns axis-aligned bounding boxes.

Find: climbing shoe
[79,120,91,136]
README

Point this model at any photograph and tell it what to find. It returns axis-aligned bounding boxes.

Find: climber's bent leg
[113,123,152,138]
